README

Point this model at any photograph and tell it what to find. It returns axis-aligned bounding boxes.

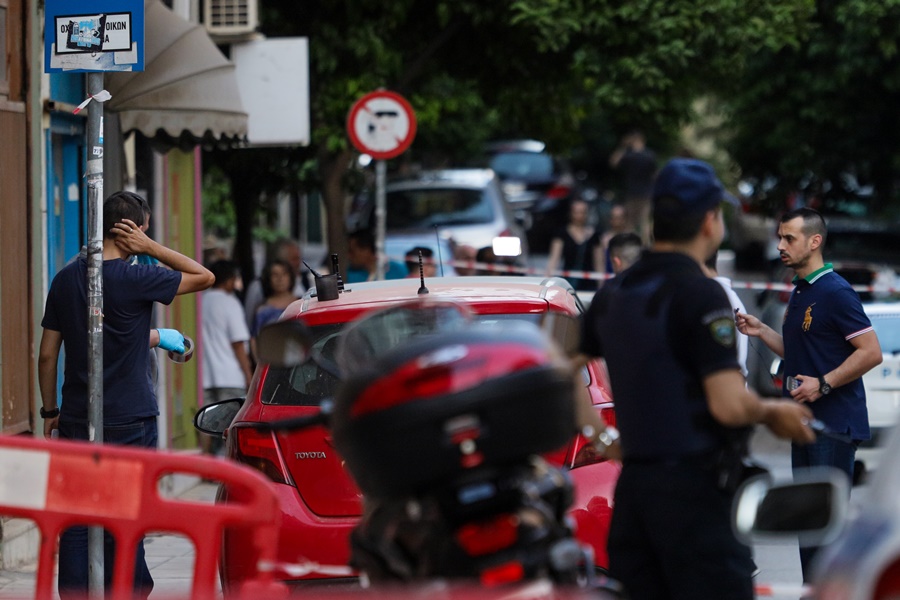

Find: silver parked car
[381,169,529,266]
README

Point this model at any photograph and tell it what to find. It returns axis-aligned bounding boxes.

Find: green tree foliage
[206,0,816,275]
[724,0,900,214]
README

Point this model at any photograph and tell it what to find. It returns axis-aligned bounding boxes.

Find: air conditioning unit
[203,0,258,36]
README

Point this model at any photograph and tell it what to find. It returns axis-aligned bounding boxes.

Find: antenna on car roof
[304,260,341,301]
[330,254,344,293]
[417,250,429,295]
[303,261,323,278]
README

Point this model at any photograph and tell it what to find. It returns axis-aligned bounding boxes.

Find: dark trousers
[57,418,157,599]
[791,434,857,582]
[608,461,754,600]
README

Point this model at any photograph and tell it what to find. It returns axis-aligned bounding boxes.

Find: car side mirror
[733,468,849,548]
[255,320,315,368]
[194,398,244,436]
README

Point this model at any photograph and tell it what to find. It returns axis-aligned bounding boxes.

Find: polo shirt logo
[803,303,816,331]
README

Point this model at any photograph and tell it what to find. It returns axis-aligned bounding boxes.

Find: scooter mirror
[256,320,315,368]
[732,467,848,548]
[336,300,472,373]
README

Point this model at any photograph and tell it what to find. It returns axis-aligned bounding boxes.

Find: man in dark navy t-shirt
[38,191,214,599]
[737,207,882,581]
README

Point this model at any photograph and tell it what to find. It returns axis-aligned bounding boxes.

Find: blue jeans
[791,434,857,582]
[57,418,157,599]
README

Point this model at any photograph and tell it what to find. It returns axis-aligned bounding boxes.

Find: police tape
[418,257,900,294]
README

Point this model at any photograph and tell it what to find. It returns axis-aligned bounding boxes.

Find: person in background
[453,244,478,276]
[346,229,407,282]
[544,198,603,291]
[475,246,500,276]
[580,158,814,599]
[736,206,882,580]
[201,260,253,455]
[606,232,643,275]
[600,204,629,274]
[705,250,749,378]
[38,190,214,598]
[202,234,230,266]
[608,130,657,242]
[250,259,300,362]
[244,238,310,330]
[405,246,437,278]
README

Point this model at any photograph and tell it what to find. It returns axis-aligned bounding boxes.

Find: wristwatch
[40,406,60,419]
[818,376,832,396]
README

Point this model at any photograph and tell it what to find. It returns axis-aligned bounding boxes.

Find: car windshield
[869,311,900,354]
[261,313,542,406]
[489,152,555,181]
[386,187,494,229]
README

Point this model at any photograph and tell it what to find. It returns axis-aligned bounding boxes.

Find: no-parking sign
[347,90,417,160]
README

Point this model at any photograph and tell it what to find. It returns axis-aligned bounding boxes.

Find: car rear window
[260,313,546,406]
[386,187,494,229]
[260,324,343,406]
[489,151,555,181]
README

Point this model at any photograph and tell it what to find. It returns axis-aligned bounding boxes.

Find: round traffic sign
[347,90,417,160]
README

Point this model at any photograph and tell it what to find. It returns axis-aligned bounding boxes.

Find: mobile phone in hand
[786,376,801,391]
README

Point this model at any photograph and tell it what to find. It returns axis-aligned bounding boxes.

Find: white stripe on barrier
[0,447,50,510]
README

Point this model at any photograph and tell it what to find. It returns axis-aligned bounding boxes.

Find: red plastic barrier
[0,434,288,600]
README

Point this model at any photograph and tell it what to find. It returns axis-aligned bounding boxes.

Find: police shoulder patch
[709,317,736,347]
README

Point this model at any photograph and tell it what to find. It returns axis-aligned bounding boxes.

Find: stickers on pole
[44,0,145,73]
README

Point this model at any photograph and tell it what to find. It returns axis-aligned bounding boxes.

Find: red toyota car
[212,276,620,590]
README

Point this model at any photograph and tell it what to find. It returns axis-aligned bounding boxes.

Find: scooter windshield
[335,299,474,374]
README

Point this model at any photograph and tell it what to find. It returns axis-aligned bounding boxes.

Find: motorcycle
[196,298,623,598]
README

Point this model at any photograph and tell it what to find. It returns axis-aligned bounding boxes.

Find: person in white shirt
[201,260,253,454]
[705,250,749,378]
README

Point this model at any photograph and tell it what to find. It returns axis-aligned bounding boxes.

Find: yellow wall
[161,148,202,449]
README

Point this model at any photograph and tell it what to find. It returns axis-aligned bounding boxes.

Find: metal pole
[374,160,386,281]
[85,70,105,596]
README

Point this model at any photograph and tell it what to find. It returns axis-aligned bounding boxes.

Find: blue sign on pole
[44,0,144,73]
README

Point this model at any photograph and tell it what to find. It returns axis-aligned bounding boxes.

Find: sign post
[44,1,144,594]
[347,90,416,280]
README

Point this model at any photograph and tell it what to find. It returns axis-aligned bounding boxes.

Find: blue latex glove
[157,328,185,354]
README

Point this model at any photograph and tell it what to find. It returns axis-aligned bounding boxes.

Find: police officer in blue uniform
[581,158,816,599]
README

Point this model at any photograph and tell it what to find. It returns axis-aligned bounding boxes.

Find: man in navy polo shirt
[737,206,882,581]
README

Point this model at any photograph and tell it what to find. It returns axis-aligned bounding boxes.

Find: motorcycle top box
[330,303,576,500]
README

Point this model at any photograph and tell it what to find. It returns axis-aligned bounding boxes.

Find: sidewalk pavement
[0,480,220,599]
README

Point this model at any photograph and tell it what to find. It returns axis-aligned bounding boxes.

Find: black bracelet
[40,406,60,419]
